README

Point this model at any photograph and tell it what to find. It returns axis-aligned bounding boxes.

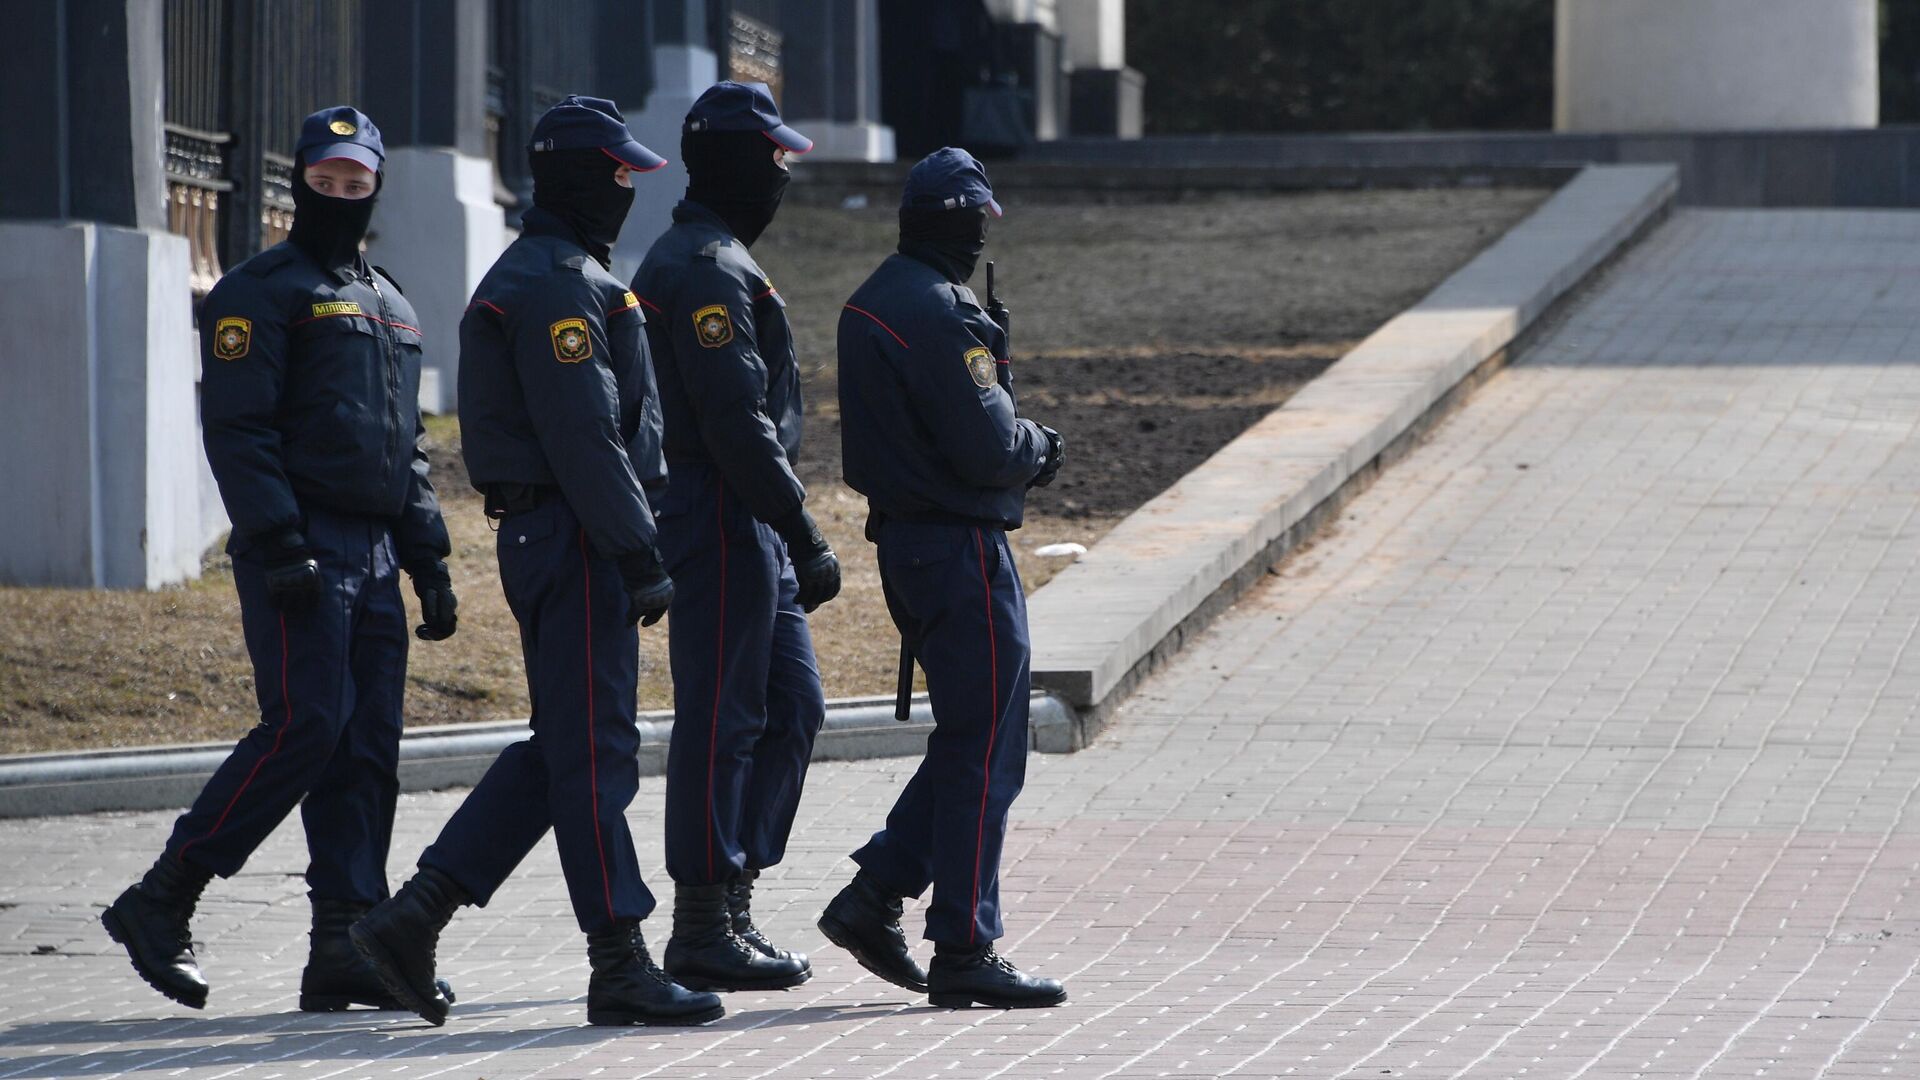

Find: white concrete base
[0,221,216,589]
[612,43,720,283]
[367,146,506,413]
[788,118,896,163]
[1556,0,1878,132]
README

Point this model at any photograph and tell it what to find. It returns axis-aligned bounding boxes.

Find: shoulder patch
[213,316,253,361]
[550,318,593,363]
[694,304,734,348]
[311,300,362,318]
[964,346,995,389]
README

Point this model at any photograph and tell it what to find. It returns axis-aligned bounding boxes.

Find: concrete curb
[1026,164,1680,745]
[0,694,1075,819]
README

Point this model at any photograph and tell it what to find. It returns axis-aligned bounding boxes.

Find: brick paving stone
[8,209,1920,1076]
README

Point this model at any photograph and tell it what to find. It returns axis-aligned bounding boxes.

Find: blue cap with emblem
[529,95,668,172]
[683,81,813,153]
[296,106,383,172]
[901,147,1002,218]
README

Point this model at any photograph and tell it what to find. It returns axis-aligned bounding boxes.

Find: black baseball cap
[530,95,668,172]
[296,106,383,172]
[683,81,812,153]
[902,147,1002,217]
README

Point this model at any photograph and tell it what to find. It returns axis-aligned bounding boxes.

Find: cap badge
[329,119,357,136]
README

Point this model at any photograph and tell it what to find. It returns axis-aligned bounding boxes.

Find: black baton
[894,639,914,722]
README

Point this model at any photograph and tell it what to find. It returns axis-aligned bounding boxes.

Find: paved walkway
[7,209,1920,1077]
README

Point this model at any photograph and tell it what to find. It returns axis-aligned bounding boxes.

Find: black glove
[257,527,321,611]
[617,546,674,627]
[407,559,458,641]
[1029,425,1065,488]
[771,506,842,613]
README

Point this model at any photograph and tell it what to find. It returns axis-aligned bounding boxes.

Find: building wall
[1556,0,1877,132]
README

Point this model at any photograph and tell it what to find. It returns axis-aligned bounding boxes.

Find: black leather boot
[586,921,725,1026]
[928,943,1067,1009]
[300,899,457,1012]
[728,870,811,971]
[816,870,928,993]
[101,854,215,1009]
[348,868,467,1026]
[664,882,810,991]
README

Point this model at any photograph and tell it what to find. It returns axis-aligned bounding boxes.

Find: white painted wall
[367,146,507,414]
[1556,0,1878,131]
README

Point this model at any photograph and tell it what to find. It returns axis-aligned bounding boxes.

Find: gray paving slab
[7,207,1920,1076]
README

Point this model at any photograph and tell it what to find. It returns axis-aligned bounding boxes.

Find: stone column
[0,0,206,588]
[778,0,896,162]
[1556,0,1878,131]
[1058,0,1142,137]
[612,0,719,281]
[361,0,506,414]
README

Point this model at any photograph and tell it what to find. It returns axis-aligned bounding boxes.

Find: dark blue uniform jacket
[837,253,1048,528]
[199,242,449,566]
[630,201,806,523]
[457,207,667,560]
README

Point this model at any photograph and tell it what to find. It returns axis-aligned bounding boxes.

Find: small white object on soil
[1034,542,1087,558]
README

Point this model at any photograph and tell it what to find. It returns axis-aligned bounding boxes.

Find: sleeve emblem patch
[550,317,593,363]
[213,316,252,361]
[964,346,996,388]
[694,304,734,348]
[310,301,362,318]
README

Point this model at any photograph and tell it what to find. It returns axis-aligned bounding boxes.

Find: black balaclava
[288,154,379,270]
[682,131,790,247]
[530,147,635,267]
[899,205,990,284]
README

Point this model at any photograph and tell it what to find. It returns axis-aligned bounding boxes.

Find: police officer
[822,148,1067,1009]
[349,96,721,1028]
[102,107,459,1013]
[630,81,838,993]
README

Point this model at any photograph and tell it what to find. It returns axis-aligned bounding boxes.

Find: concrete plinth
[366,146,505,414]
[0,221,215,589]
[1556,0,1878,132]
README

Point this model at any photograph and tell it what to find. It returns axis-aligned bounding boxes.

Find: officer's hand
[259,527,321,612]
[1029,425,1065,488]
[618,547,674,627]
[772,507,841,612]
[408,560,459,641]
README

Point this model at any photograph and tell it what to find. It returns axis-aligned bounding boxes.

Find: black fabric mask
[288,154,378,270]
[683,131,790,247]
[530,147,635,267]
[899,206,990,284]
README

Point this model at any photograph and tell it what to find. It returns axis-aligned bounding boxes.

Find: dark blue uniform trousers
[419,500,654,934]
[852,521,1030,946]
[165,509,407,904]
[658,464,826,885]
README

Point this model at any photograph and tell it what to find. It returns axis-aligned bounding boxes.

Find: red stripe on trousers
[181,611,296,862]
[580,531,616,924]
[706,495,729,880]
[969,528,1001,945]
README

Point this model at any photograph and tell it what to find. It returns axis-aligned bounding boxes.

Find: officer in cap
[824,147,1067,1009]
[629,81,837,993]
[102,106,459,1014]
[349,96,721,1027]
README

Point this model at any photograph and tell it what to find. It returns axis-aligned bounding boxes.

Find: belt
[864,506,1004,542]
[482,483,563,519]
